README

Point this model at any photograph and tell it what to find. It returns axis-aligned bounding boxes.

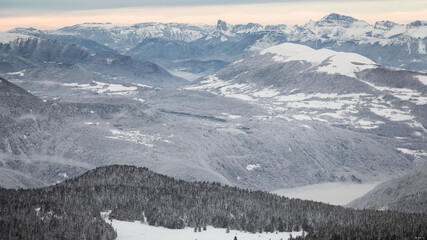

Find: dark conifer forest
[0,165,426,239]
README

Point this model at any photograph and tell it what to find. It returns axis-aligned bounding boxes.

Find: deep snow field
[101,212,303,240]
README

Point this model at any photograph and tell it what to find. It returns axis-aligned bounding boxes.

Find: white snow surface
[133,98,145,103]
[106,129,167,148]
[273,182,381,206]
[63,81,137,95]
[7,69,26,77]
[246,164,261,171]
[369,107,414,122]
[261,43,377,78]
[102,216,302,240]
[416,75,427,86]
[0,32,32,43]
[396,148,427,161]
[359,79,427,105]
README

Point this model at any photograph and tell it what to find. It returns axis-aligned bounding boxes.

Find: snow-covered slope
[0,32,33,43]
[261,43,377,78]
[0,75,413,190]
[348,162,427,213]
[187,43,427,172]
[0,38,187,88]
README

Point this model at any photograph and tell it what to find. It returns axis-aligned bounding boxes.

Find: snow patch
[253,88,280,98]
[397,148,427,157]
[359,79,427,105]
[106,129,163,147]
[246,164,261,171]
[134,83,153,88]
[370,108,414,121]
[355,119,384,129]
[58,172,68,178]
[7,69,26,77]
[222,113,241,119]
[419,40,427,54]
[416,75,427,86]
[84,122,100,126]
[133,98,145,103]
[63,81,137,95]
[292,115,312,121]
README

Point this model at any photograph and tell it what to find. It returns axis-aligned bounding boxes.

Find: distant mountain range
[0,37,186,89]
[8,13,427,75]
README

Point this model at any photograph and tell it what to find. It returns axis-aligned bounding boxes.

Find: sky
[1,0,427,31]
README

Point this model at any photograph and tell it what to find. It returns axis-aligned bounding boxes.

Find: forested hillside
[349,162,427,213]
[0,165,425,239]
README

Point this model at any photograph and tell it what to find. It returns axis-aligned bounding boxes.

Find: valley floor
[272,182,381,206]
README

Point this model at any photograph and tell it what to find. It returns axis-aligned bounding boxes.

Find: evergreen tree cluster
[1,165,426,239]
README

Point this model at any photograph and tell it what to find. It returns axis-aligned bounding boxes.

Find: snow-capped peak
[374,21,398,30]
[408,20,427,27]
[0,32,33,44]
[215,20,235,36]
[320,13,358,23]
[261,43,378,78]
[232,23,264,34]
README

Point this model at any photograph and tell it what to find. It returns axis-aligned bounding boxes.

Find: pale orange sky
[1,1,427,31]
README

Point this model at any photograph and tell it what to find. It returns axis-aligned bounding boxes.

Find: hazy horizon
[1,0,427,31]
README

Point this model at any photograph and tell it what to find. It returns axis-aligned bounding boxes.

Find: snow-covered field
[99,183,377,239]
[101,213,302,240]
[63,81,137,95]
[272,182,381,206]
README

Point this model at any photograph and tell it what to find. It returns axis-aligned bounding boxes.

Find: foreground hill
[348,162,427,213]
[0,165,426,239]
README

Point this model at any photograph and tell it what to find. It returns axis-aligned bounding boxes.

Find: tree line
[0,165,426,239]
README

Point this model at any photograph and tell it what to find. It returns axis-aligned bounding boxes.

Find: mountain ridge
[348,162,427,213]
[7,13,427,75]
